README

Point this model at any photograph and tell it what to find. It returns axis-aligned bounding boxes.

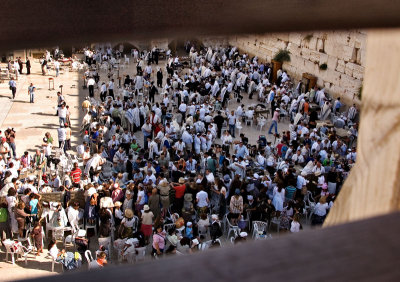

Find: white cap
[126,238,139,245]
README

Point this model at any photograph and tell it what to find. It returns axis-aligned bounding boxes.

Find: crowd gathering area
[0,42,359,273]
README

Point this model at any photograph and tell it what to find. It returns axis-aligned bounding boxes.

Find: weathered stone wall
[207,31,366,104]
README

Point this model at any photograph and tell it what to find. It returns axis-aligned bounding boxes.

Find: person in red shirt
[276,140,284,157]
[96,251,107,267]
[70,162,82,188]
[172,177,186,212]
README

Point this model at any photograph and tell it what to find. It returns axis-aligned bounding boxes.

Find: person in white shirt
[236,105,244,118]
[256,152,266,168]
[181,130,193,150]
[143,170,156,185]
[113,147,126,172]
[292,150,305,165]
[54,60,60,77]
[188,103,196,116]
[28,83,36,103]
[87,77,95,97]
[296,174,308,190]
[186,157,197,173]
[205,169,215,184]
[231,157,247,179]
[67,202,81,232]
[199,106,206,121]
[108,79,115,98]
[84,152,105,176]
[57,125,67,152]
[227,111,236,138]
[178,102,187,120]
[311,140,321,153]
[312,199,329,225]
[290,214,301,233]
[196,187,209,208]
[13,60,20,79]
[148,139,159,160]
[58,104,67,126]
[174,139,186,154]
[163,94,170,107]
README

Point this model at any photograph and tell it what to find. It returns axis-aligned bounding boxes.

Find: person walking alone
[54,60,60,77]
[108,79,115,99]
[268,108,280,135]
[156,68,163,88]
[87,77,95,98]
[9,78,16,99]
[149,81,158,103]
[228,110,236,138]
[28,83,36,103]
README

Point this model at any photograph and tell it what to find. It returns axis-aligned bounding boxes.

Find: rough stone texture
[225,30,366,104]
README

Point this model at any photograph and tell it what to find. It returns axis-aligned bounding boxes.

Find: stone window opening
[352,47,361,65]
[317,38,325,53]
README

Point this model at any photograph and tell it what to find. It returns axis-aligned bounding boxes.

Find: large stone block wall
[207,31,366,104]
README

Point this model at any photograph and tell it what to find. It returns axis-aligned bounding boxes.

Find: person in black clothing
[309,109,319,128]
[213,111,225,138]
[124,75,132,88]
[41,58,47,75]
[210,215,223,241]
[157,69,163,88]
[240,133,249,146]
[153,49,159,65]
[18,57,23,74]
[149,82,158,103]
[25,58,31,75]
[126,155,134,180]
[254,196,275,225]
[271,99,276,114]
[171,165,185,183]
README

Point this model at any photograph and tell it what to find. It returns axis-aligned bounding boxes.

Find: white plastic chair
[3,240,32,265]
[50,254,63,272]
[245,115,254,127]
[101,64,108,72]
[252,221,269,239]
[224,214,240,239]
[18,229,32,247]
[52,227,65,243]
[85,250,94,264]
[135,246,146,262]
[304,191,316,222]
[257,117,266,132]
[3,240,17,264]
[45,211,55,239]
[269,217,280,234]
[124,56,130,65]
[163,223,176,234]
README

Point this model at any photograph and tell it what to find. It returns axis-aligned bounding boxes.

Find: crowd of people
[0,41,359,269]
